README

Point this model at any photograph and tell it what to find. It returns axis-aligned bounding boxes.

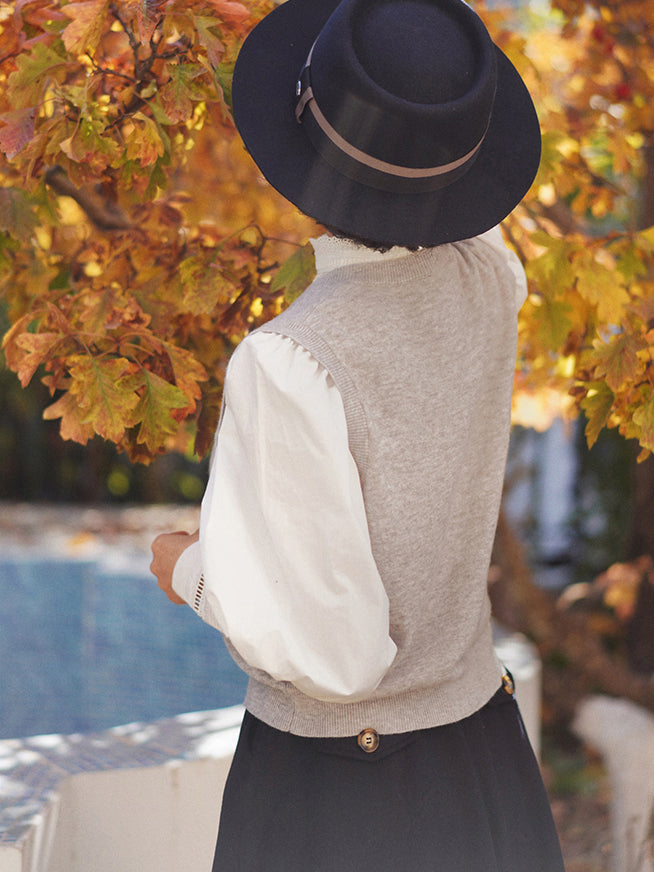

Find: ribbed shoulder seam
[257,320,369,479]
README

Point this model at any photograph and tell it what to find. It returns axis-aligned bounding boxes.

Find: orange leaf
[205,0,249,25]
[14,332,66,387]
[43,391,96,445]
[133,370,191,453]
[591,333,648,393]
[163,341,208,410]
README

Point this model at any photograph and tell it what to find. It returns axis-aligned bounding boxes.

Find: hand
[150,530,199,604]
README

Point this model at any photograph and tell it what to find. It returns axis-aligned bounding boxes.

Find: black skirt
[212,684,565,872]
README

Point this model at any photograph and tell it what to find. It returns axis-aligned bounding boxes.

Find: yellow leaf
[580,382,614,448]
[178,256,236,314]
[526,233,577,296]
[126,113,165,167]
[62,0,110,55]
[0,188,38,238]
[533,295,575,350]
[43,391,96,445]
[633,392,654,454]
[575,254,630,325]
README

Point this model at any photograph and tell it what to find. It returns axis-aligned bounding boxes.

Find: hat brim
[232,0,541,247]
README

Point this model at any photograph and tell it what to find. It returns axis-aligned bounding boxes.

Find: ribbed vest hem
[243,627,505,738]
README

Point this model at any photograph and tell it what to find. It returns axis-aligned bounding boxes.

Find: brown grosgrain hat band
[295,45,488,181]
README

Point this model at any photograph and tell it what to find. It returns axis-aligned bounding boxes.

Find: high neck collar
[310,235,415,276]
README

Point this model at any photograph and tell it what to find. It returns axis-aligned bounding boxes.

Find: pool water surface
[0,557,248,740]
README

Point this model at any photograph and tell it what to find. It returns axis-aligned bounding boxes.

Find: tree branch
[45,167,131,232]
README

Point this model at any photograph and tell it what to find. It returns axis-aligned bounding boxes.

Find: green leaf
[133,371,190,453]
[534,295,574,350]
[271,243,316,303]
[6,43,67,109]
[0,188,38,238]
[615,244,648,283]
[215,62,234,112]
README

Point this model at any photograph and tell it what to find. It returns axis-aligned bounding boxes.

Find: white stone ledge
[0,707,243,872]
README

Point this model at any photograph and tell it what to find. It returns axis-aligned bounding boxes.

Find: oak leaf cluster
[2,0,654,461]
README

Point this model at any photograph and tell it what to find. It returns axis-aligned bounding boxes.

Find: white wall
[45,756,232,872]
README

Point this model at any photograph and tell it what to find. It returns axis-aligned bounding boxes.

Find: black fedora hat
[232,0,541,248]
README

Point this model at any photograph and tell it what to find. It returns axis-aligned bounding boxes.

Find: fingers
[150,532,190,605]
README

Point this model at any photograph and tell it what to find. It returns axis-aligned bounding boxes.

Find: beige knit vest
[239,237,518,736]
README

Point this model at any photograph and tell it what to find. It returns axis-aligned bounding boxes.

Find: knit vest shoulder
[242,237,518,737]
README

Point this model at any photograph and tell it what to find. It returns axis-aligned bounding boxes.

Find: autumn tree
[0,0,316,464]
[2,0,654,463]
[2,0,654,462]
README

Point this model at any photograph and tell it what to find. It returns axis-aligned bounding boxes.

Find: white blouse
[172,228,527,702]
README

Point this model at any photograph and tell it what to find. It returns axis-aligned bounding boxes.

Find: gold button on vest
[357,728,379,753]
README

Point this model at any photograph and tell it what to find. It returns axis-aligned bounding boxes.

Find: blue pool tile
[0,558,248,739]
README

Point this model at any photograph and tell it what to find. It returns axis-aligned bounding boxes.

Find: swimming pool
[0,556,248,739]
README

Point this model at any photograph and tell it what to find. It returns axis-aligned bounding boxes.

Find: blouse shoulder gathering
[473,225,528,312]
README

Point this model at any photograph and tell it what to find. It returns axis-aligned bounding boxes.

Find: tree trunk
[490,511,654,726]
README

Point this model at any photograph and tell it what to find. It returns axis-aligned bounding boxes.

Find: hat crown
[307,0,497,176]
[353,0,479,104]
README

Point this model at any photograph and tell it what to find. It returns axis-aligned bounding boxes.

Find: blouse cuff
[172,540,204,611]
